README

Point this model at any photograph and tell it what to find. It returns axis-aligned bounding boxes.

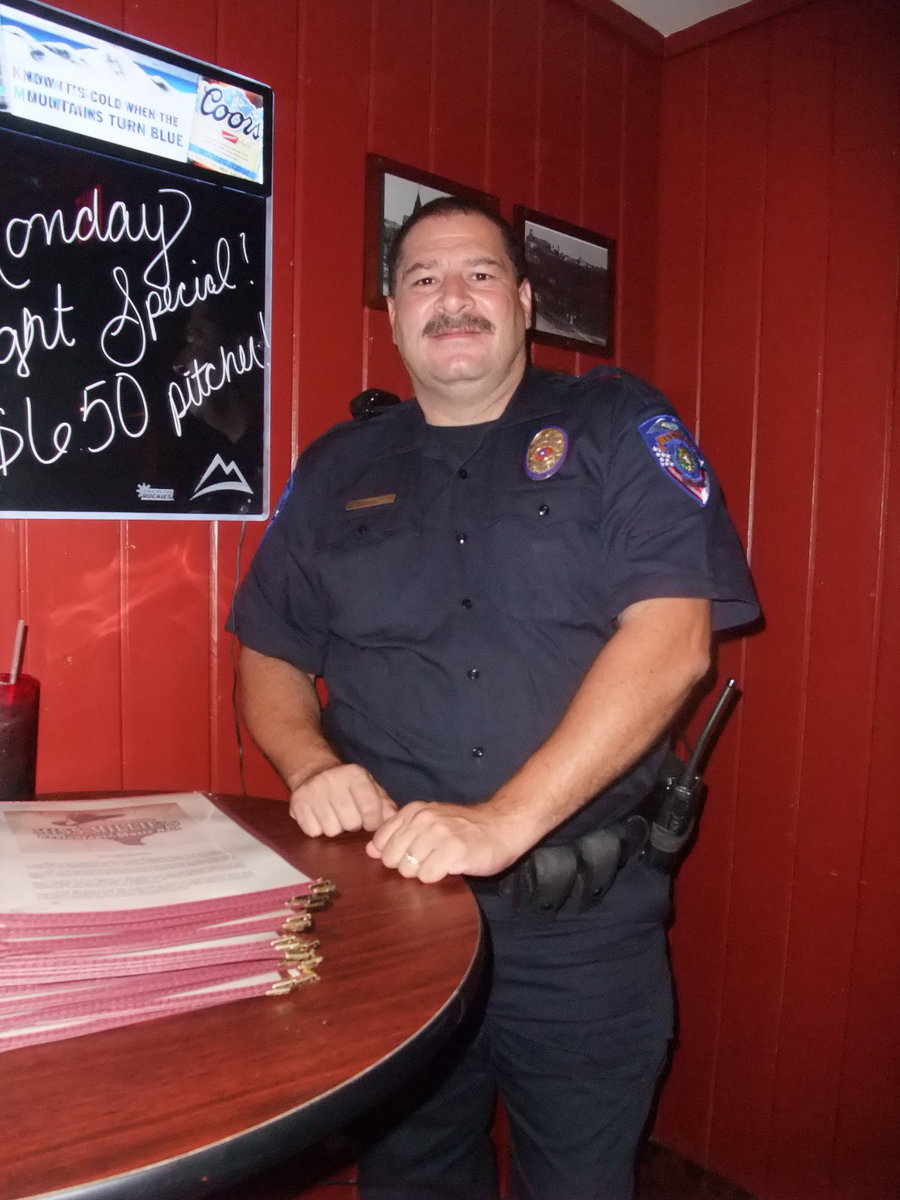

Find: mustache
[423,314,494,337]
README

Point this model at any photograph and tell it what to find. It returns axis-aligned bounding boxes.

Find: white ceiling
[611,0,751,36]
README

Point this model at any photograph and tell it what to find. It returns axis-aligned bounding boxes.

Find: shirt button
[456,532,468,544]
[357,524,369,535]
[471,746,484,758]
[458,468,468,479]
[461,597,473,609]
[538,504,550,516]
[467,668,480,680]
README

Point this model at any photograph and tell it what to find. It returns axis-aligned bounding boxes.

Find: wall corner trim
[574,0,665,55]
[663,0,814,57]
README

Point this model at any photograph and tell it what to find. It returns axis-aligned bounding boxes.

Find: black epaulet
[349,388,402,421]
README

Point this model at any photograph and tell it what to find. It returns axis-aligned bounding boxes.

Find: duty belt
[470,683,743,920]
[467,797,657,922]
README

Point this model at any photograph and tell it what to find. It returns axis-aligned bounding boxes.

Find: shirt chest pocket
[313,503,446,640]
[481,483,604,621]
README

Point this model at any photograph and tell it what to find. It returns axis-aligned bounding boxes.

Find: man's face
[387,213,532,412]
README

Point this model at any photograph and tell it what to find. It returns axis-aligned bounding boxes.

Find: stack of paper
[0,793,334,1051]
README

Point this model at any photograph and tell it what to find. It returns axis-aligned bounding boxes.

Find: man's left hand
[366,801,528,883]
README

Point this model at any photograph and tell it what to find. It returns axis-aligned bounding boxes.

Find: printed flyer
[0,793,307,913]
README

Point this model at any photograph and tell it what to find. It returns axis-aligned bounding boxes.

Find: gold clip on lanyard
[266,963,320,995]
[281,911,314,934]
[271,935,323,963]
[287,879,337,912]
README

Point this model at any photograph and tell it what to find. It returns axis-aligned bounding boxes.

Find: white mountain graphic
[191,455,254,501]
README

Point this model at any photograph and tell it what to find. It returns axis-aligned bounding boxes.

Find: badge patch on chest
[525,427,568,480]
[638,415,710,505]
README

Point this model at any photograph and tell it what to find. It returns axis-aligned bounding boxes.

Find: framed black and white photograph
[515,207,616,355]
[364,155,498,309]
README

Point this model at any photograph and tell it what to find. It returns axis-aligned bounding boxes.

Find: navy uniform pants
[356,860,673,1200]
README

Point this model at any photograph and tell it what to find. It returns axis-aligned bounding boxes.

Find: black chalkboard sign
[0,1,272,519]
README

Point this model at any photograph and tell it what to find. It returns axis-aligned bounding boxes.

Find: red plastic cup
[0,673,40,802]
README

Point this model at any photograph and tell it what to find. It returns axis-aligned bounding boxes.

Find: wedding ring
[403,853,421,867]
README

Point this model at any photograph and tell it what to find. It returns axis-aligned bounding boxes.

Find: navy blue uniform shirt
[229,366,759,840]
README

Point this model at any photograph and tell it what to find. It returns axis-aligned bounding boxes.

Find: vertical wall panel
[741,7,833,1197]
[364,0,432,398]
[487,0,541,213]
[115,0,218,791]
[654,48,706,426]
[581,20,624,235]
[432,0,490,184]
[530,0,586,375]
[25,524,125,790]
[536,0,585,222]
[833,224,900,1200]
[124,0,216,57]
[652,52,720,1160]
[118,526,212,789]
[831,0,900,153]
[215,0,298,498]
[688,26,769,1194]
[831,885,900,1200]
[693,24,764,534]
[368,0,433,166]
[294,0,372,445]
[616,43,659,378]
[652,35,747,1169]
[70,0,124,31]
[211,0,300,797]
[577,19,624,374]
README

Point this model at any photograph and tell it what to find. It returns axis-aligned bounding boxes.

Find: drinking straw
[9,620,26,685]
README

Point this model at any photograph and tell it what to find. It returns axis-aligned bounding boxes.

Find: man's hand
[365,801,530,883]
[236,649,397,838]
[290,763,397,837]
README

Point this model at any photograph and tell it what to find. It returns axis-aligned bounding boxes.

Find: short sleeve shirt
[229,366,759,838]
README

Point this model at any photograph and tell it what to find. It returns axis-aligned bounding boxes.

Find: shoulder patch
[637,415,710,506]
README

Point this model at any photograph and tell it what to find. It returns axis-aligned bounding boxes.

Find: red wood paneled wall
[7,2,896,1198]
[0,0,657,802]
[654,2,900,1199]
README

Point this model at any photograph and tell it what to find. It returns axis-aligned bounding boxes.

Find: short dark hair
[386,196,526,295]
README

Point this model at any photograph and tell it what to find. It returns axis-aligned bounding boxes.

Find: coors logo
[187,79,264,184]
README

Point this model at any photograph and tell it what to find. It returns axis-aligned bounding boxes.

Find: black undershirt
[425,420,497,464]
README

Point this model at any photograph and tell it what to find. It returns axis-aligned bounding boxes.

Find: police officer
[229,197,759,1200]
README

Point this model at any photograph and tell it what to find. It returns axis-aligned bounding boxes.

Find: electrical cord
[228,520,247,795]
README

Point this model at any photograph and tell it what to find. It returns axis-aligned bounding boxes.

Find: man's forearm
[237,646,341,792]
[485,596,712,850]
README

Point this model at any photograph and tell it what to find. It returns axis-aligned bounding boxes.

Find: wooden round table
[2,795,484,1200]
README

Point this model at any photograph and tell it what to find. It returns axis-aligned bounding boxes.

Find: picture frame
[364,154,498,309]
[514,207,616,355]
